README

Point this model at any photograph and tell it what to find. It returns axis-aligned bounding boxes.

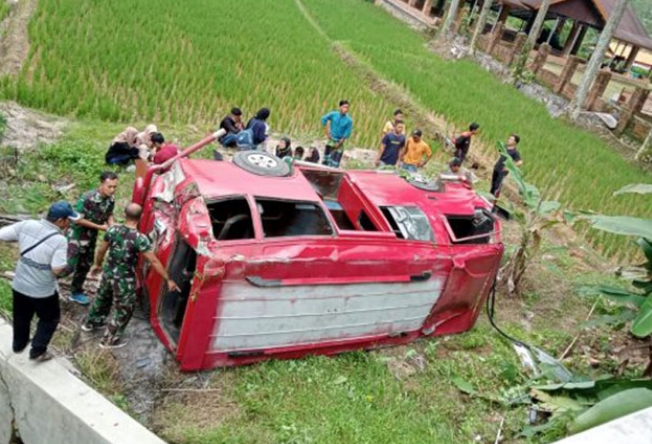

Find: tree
[469,0,493,55]
[525,0,552,50]
[567,0,629,120]
[440,0,461,40]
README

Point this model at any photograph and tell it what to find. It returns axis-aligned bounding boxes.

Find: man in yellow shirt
[400,129,432,173]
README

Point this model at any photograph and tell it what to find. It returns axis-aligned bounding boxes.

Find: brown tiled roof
[514,0,652,50]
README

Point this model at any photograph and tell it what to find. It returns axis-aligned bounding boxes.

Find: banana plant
[575,184,652,338]
[496,142,562,296]
[574,184,652,375]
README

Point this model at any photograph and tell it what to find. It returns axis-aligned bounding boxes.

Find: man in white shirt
[0,201,80,362]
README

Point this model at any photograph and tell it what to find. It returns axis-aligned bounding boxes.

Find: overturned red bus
[132,134,503,371]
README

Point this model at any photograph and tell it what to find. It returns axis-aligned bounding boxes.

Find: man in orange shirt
[400,129,432,173]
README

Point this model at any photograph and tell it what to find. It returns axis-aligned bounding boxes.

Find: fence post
[530,43,551,75]
[488,22,504,54]
[554,55,579,94]
[616,87,651,135]
[583,69,611,111]
[508,32,527,66]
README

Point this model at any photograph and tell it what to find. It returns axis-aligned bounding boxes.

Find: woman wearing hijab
[245,108,271,150]
[105,127,140,165]
[275,136,292,158]
[135,124,159,160]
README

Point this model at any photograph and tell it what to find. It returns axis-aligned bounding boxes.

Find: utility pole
[567,0,628,120]
[470,0,493,55]
[525,0,551,49]
[440,0,461,39]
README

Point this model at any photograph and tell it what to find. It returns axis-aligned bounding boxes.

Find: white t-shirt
[0,219,67,298]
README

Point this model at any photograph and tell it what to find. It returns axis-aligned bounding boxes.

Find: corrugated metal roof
[512,0,652,50]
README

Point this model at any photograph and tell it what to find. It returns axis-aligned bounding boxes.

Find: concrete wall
[0,319,166,444]
[555,406,652,444]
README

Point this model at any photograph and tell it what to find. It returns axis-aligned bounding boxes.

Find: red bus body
[133,153,503,371]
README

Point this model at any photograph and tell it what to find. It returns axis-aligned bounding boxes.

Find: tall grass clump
[303,0,651,258]
[0,0,394,146]
[0,1,10,23]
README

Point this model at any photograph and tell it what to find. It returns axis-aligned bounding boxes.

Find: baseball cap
[47,201,81,221]
[412,129,422,137]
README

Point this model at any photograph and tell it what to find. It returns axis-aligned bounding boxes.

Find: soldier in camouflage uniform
[67,171,118,305]
[83,203,178,349]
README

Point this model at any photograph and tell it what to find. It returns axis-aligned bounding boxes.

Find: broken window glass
[381,206,434,242]
[445,209,495,244]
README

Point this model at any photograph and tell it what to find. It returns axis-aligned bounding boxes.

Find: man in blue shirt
[376,121,406,167]
[321,100,353,168]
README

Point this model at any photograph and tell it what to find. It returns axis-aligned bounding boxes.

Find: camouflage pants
[67,238,96,295]
[86,275,136,342]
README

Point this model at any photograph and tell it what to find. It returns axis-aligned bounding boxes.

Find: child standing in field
[490,134,522,198]
[401,129,432,172]
[321,100,353,168]
[452,122,480,164]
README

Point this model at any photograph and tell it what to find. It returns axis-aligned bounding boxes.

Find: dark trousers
[12,290,60,358]
[455,148,468,163]
[105,142,139,165]
[490,170,506,197]
[68,238,96,294]
[322,144,343,167]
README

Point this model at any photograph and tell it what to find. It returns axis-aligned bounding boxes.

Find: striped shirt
[0,220,67,298]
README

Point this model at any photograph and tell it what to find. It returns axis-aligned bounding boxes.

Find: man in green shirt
[67,171,118,305]
[83,203,178,349]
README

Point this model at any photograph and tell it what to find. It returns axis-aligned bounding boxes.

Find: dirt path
[0,0,38,77]
[0,101,65,150]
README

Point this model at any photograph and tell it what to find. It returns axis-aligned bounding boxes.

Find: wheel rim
[247,153,278,169]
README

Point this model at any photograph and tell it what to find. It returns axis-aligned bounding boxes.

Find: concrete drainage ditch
[0,319,165,444]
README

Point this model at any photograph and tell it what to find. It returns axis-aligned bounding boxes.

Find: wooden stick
[558,297,600,361]
[160,388,221,393]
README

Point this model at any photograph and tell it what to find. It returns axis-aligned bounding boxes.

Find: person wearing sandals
[66,172,118,306]
[82,203,179,349]
[0,201,81,362]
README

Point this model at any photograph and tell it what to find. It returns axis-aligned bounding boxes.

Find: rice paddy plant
[0,0,395,147]
[303,0,651,256]
[0,1,10,24]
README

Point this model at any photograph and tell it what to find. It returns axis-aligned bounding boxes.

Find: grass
[0,118,645,444]
[155,328,530,444]
[0,1,10,24]
[300,0,651,259]
[0,0,394,147]
[0,0,649,440]
[1,0,649,257]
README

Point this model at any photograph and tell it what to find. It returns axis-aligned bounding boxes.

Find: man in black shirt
[453,122,480,163]
[490,134,522,198]
[218,107,244,148]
